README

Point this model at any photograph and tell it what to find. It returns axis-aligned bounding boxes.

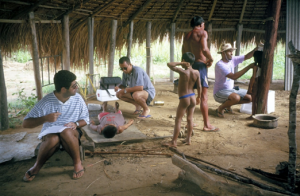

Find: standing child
[90,102,134,138]
[246,51,263,119]
[162,52,201,147]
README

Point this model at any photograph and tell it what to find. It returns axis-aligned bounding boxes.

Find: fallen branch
[85,151,171,157]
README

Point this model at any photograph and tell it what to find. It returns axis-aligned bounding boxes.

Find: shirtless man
[163,52,201,147]
[182,16,219,132]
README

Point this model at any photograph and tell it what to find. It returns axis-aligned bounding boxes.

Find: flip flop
[216,109,224,118]
[23,170,36,182]
[137,114,151,119]
[133,110,143,115]
[202,127,220,132]
[73,169,85,180]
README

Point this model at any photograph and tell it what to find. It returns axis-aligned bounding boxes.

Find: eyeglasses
[119,67,128,71]
[71,82,78,89]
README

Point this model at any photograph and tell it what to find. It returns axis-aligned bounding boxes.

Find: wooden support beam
[123,0,153,27]
[62,14,70,70]
[108,20,117,77]
[0,19,61,23]
[12,0,48,19]
[207,22,212,50]
[170,23,175,82]
[287,41,300,192]
[0,49,9,131]
[146,21,151,77]
[235,24,243,73]
[72,0,116,30]
[53,0,91,20]
[127,21,134,58]
[28,12,42,100]
[88,17,94,94]
[171,0,185,23]
[239,0,247,23]
[208,0,218,21]
[256,0,281,114]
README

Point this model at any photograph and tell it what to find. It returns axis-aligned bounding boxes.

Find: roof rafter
[72,0,117,30]
[239,0,248,23]
[171,0,185,23]
[10,0,48,20]
[208,0,217,21]
[123,0,153,27]
[52,0,92,20]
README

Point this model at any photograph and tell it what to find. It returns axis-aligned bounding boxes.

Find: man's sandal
[216,109,224,118]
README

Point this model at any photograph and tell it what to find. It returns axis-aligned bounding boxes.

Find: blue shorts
[179,93,195,99]
[192,62,209,88]
[213,89,248,103]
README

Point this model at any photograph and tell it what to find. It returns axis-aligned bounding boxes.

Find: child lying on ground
[246,50,263,119]
[162,52,201,147]
[90,102,134,138]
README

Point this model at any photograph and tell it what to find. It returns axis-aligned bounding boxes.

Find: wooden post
[207,22,212,50]
[29,12,43,100]
[108,20,117,77]
[127,21,134,58]
[287,41,300,192]
[88,17,94,94]
[256,0,281,113]
[146,21,151,77]
[62,14,70,70]
[0,49,9,130]
[170,23,175,82]
[235,24,243,73]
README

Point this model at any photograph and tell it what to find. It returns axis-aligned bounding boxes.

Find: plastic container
[240,90,275,114]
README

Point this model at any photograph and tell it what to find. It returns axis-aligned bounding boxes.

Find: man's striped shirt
[24,92,89,134]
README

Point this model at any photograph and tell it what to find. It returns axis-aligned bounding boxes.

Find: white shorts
[214,89,248,103]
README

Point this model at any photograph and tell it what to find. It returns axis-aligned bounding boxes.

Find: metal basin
[252,114,279,129]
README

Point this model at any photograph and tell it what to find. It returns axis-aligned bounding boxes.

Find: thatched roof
[0,0,287,67]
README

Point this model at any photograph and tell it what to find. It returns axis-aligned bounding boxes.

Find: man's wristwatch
[124,88,127,93]
[75,121,79,127]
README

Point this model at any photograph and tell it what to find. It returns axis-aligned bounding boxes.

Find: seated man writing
[213,43,258,118]
[89,102,134,138]
[163,52,201,147]
[115,57,155,119]
[22,70,89,181]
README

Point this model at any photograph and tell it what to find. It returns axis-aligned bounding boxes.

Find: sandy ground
[1,61,299,196]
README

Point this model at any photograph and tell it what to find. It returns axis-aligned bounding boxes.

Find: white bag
[96,89,119,102]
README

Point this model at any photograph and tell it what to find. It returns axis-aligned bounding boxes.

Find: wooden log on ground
[85,151,171,157]
[287,41,300,192]
[172,155,287,196]
[0,49,9,130]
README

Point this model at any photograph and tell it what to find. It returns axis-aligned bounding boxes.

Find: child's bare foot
[162,141,177,148]
[181,138,191,145]
[114,102,119,113]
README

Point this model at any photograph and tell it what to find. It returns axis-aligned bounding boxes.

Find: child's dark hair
[182,52,195,65]
[254,51,263,67]
[102,125,117,138]
[54,70,76,92]
[190,16,205,28]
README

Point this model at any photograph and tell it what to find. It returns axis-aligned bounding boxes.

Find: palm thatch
[0,0,287,69]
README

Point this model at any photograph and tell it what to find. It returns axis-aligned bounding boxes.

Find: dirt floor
[1,61,300,196]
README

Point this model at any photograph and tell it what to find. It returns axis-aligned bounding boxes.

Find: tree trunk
[0,49,9,130]
[256,0,281,113]
[287,41,300,192]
